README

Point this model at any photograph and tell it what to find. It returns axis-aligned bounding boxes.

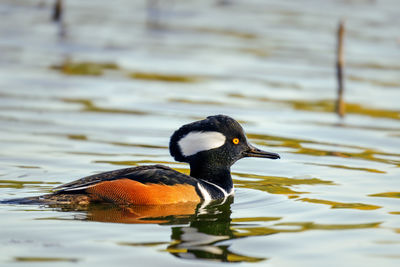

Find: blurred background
[0,0,399,266]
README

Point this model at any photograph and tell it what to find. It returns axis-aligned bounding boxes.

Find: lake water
[0,0,399,266]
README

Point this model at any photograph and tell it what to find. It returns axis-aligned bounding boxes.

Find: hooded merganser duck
[3,115,280,205]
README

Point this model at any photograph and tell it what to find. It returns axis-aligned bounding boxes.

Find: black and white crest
[169,115,245,162]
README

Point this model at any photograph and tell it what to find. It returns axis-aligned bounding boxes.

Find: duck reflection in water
[54,197,265,263]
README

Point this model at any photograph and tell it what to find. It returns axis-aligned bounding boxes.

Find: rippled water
[1,0,399,266]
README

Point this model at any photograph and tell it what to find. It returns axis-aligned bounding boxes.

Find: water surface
[0,0,399,266]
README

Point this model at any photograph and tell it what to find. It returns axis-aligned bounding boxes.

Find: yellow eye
[232,138,239,145]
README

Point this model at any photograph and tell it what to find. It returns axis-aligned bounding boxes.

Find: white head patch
[178,131,226,157]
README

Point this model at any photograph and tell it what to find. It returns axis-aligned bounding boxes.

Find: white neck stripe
[197,182,212,200]
[201,179,231,197]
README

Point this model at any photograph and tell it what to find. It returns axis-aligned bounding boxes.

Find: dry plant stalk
[336,20,346,117]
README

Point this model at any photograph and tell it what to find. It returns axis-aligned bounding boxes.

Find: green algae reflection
[232,172,382,211]
[0,180,59,189]
[298,198,381,210]
[229,93,400,120]
[369,192,400,199]
[50,59,201,83]
[130,72,199,83]
[231,221,381,237]
[51,61,118,76]
[62,98,147,115]
[306,163,386,174]
[14,257,79,263]
[248,133,400,167]
[233,172,333,195]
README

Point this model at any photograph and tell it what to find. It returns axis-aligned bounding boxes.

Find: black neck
[189,162,233,192]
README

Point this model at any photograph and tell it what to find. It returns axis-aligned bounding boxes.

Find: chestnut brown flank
[86,178,201,205]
